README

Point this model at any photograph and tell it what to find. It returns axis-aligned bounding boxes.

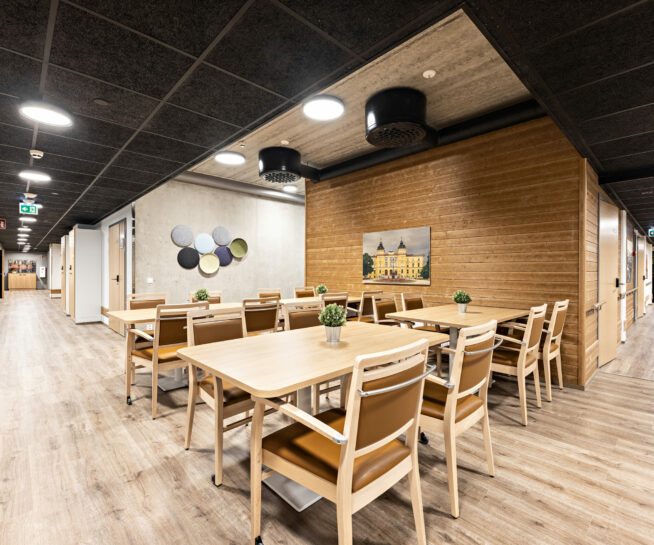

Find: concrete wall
[48,243,61,292]
[4,251,48,290]
[134,180,305,303]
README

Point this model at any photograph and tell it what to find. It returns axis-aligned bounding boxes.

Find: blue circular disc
[214,245,233,266]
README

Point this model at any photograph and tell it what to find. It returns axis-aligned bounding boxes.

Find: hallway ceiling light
[19,101,73,127]
[19,217,37,223]
[18,226,31,232]
[302,95,344,121]
[214,151,245,165]
[17,241,25,245]
[282,185,298,193]
[19,170,51,182]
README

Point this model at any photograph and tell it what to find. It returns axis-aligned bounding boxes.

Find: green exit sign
[19,203,37,215]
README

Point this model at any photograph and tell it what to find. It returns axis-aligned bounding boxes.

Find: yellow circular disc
[199,253,220,274]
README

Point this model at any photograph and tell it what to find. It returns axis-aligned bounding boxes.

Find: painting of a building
[363,227,430,285]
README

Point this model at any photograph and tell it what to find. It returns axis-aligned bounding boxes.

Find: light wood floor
[603,307,654,381]
[1,291,653,544]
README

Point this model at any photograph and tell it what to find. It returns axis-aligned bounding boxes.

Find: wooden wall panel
[625,215,636,331]
[306,118,585,384]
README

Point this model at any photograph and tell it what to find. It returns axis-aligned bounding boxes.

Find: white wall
[48,243,61,292]
[95,204,133,325]
[134,180,305,303]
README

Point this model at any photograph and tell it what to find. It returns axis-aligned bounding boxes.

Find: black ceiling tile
[73,0,248,57]
[35,132,116,163]
[101,166,161,185]
[0,50,41,98]
[34,153,103,176]
[44,66,159,129]
[557,63,654,122]
[602,151,654,173]
[206,0,354,98]
[0,124,33,149]
[0,95,32,128]
[50,4,193,99]
[527,3,654,95]
[581,104,654,145]
[95,176,151,193]
[144,104,238,147]
[0,145,29,165]
[0,0,49,58]
[125,131,206,163]
[43,114,132,149]
[0,160,96,187]
[170,63,285,127]
[486,0,638,49]
[111,149,184,174]
[610,178,654,194]
[592,132,654,161]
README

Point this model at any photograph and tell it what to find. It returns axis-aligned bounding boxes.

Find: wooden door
[598,200,619,366]
[69,229,76,320]
[60,237,67,311]
[0,249,4,299]
[108,220,126,334]
[637,236,645,317]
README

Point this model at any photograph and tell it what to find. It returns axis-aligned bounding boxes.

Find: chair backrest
[256,289,281,300]
[128,292,167,310]
[341,339,430,470]
[514,304,548,363]
[294,286,315,298]
[358,290,382,319]
[283,301,322,331]
[154,302,208,348]
[242,298,281,334]
[549,299,569,342]
[189,290,222,304]
[400,293,424,311]
[320,292,349,309]
[372,296,397,323]
[186,307,245,347]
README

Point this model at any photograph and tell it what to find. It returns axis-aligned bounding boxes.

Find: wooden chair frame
[372,295,400,326]
[256,288,282,299]
[126,302,208,419]
[242,298,281,335]
[282,301,323,331]
[349,290,382,322]
[539,299,569,400]
[492,303,547,425]
[127,292,167,308]
[189,290,223,303]
[250,339,431,545]
[419,320,499,518]
[294,286,316,298]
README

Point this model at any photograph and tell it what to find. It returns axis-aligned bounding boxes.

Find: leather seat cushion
[540,340,560,354]
[421,381,483,421]
[132,344,185,363]
[262,408,410,492]
[199,377,250,405]
[492,347,537,367]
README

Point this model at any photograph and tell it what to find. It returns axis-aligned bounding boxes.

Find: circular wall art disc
[171,225,193,247]
[194,233,214,254]
[177,247,200,269]
[214,245,233,266]
[212,226,232,246]
[199,253,220,274]
[229,238,248,258]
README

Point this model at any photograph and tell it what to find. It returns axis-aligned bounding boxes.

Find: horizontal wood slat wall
[306,118,585,385]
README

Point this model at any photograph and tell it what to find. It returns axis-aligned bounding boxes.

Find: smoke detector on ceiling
[24,192,37,199]
[29,149,44,159]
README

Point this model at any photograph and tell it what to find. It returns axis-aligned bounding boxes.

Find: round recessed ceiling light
[280,139,290,145]
[19,101,73,127]
[19,217,37,223]
[18,226,31,232]
[93,98,110,107]
[302,95,345,121]
[214,151,246,165]
[422,69,436,79]
[17,241,25,245]
[282,185,298,193]
[19,170,51,182]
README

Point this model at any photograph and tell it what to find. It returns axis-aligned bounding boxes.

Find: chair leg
[533,365,542,408]
[151,366,158,420]
[185,365,198,450]
[444,426,459,518]
[408,448,427,544]
[312,384,320,416]
[517,372,528,426]
[336,497,353,545]
[213,377,224,486]
[543,354,552,402]
[482,408,495,477]
[250,401,265,545]
[556,354,564,389]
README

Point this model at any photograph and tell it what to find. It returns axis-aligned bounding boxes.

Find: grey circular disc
[194,233,214,254]
[212,226,232,246]
[177,247,199,269]
[171,225,193,247]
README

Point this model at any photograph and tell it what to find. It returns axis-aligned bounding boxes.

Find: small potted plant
[194,288,209,301]
[316,284,328,295]
[319,303,346,343]
[453,290,471,314]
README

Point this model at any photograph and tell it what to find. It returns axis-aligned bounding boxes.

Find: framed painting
[363,227,430,285]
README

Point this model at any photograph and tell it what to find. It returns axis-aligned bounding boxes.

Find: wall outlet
[146,277,153,284]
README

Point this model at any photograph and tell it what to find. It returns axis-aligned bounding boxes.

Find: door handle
[113,275,120,282]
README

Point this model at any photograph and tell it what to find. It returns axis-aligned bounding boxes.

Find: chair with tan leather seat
[250,339,432,545]
[492,303,547,425]
[125,292,168,346]
[348,290,382,322]
[189,290,222,303]
[294,286,316,298]
[126,302,208,418]
[372,294,400,326]
[400,293,447,332]
[283,300,322,331]
[540,299,569,400]
[256,288,281,299]
[419,320,499,518]
[320,291,349,309]
[242,297,281,335]
[184,307,258,486]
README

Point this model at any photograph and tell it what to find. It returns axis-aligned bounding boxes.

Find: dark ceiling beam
[599,168,654,185]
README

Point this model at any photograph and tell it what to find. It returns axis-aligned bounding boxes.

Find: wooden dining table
[177,322,448,513]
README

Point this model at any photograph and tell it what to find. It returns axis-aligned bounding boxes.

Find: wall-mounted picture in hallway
[363,227,430,285]
[8,259,36,274]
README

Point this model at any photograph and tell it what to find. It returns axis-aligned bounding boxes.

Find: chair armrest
[495,333,525,346]
[129,329,154,342]
[254,396,348,445]
[434,346,456,355]
[502,321,526,330]
[346,306,359,313]
[425,374,454,389]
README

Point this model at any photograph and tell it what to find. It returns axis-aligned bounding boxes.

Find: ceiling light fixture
[17,241,25,245]
[19,170,51,182]
[19,217,37,223]
[282,185,298,193]
[280,139,290,145]
[214,151,246,165]
[19,101,73,127]
[422,69,436,79]
[18,226,31,232]
[302,95,345,121]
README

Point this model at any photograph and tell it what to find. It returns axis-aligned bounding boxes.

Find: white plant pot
[457,303,468,314]
[325,326,342,343]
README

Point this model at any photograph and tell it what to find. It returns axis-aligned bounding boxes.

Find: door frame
[108,218,126,334]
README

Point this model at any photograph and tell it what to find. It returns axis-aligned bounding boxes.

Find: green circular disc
[229,238,248,258]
